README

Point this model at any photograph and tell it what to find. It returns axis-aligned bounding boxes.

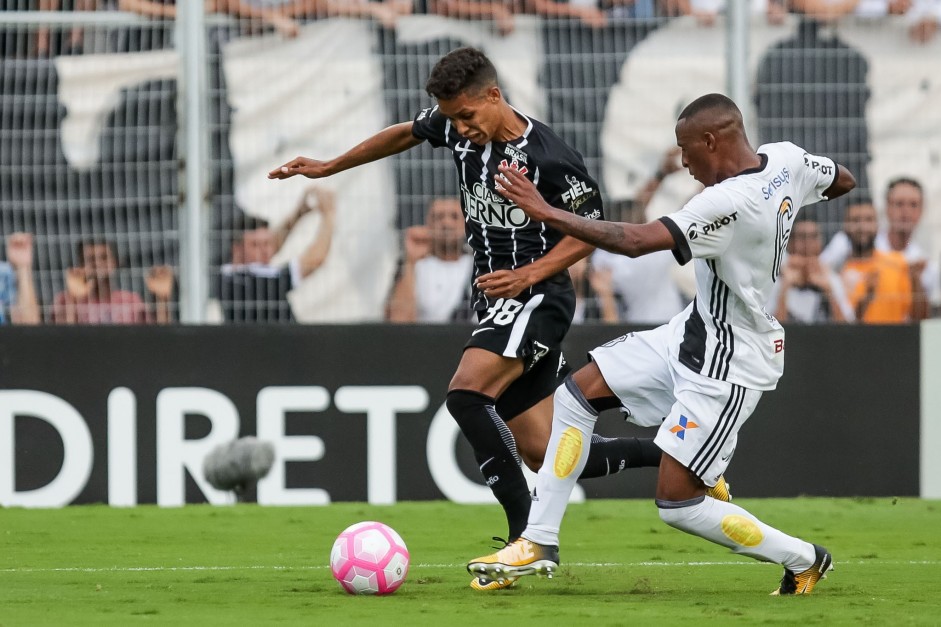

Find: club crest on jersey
[463,181,530,228]
[772,196,794,281]
[499,158,528,176]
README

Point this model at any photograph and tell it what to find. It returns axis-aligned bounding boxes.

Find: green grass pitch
[2,498,939,625]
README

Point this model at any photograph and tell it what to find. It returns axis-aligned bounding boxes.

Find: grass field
[2,498,940,626]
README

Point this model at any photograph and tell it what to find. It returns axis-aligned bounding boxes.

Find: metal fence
[0,4,938,325]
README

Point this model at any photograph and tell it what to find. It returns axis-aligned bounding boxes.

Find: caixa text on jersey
[462,182,530,228]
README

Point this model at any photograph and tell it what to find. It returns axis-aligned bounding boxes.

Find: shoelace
[490,536,510,550]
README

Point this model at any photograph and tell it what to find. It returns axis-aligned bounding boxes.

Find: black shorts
[495,347,572,421]
[466,286,576,420]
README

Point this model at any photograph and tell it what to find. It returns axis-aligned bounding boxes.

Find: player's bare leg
[507,396,552,472]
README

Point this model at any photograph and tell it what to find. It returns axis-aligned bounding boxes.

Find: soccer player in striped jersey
[270,47,687,590]
[469,93,856,595]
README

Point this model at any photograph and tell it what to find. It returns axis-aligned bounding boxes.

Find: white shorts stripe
[502,294,544,357]
[691,384,744,477]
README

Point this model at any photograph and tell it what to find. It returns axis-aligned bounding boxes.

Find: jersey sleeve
[541,154,604,221]
[659,189,736,264]
[792,143,839,206]
[411,105,449,148]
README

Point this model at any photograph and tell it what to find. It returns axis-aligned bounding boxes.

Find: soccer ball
[329,521,410,595]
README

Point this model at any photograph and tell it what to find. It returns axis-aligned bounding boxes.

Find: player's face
[436,86,502,145]
[242,228,277,265]
[844,204,878,250]
[885,182,922,236]
[675,119,717,186]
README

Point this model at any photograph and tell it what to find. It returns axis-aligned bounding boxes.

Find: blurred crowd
[0,0,938,325]
[1,0,938,56]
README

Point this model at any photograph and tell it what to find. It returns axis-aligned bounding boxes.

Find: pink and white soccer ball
[330,521,410,595]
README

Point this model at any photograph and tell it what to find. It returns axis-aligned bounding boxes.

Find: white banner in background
[223,20,397,322]
[602,16,941,266]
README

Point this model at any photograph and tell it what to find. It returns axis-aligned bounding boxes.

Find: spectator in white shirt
[388,197,474,323]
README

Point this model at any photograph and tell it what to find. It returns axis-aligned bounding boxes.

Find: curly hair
[425,47,498,100]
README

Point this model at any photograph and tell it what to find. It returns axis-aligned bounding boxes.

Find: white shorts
[589,324,763,487]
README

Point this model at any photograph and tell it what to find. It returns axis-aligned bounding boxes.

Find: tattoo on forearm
[553,214,627,252]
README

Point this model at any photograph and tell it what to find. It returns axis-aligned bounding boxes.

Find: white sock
[523,379,598,547]
[657,496,816,572]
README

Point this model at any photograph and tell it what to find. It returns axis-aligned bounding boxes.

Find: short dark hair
[677,93,741,121]
[425,47,498,100]
[76,239,118,263]
[886,177,922,196]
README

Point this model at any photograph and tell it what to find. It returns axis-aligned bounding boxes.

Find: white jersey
[659,141,838,390]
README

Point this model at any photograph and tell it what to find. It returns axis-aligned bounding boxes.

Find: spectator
[821,177,939,311]
[218,186,336,323]
[51,239,174,324]
[524,0,608,27]
[664,0,787,26]
[907,0,940,43]
[428,1,518,35]
[568,255,610,322]
[387,197,473,322]
[118,0,301,39]
[770,216,853,323]
[839,202,926,323]
[0,233,41,325]
[601,0,657,20]
[37,0,98,57]
[322,0,413,28]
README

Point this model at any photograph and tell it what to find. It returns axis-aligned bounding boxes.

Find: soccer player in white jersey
[468,93,857,595]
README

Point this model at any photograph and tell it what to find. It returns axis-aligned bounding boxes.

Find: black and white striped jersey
[659,142,839,390]
[412,105,603,311]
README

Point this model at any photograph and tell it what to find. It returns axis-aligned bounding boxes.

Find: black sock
[579,436,662,479]
[446,389,531,540]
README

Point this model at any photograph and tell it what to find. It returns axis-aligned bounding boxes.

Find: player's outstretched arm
[495,164,674,258]
[824,164,856,200]
[268,122,423,180]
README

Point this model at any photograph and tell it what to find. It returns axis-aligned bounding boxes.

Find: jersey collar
[734,153,769,177]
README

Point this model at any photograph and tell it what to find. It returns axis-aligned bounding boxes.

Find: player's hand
[494,164,554,223]
[268,157,332,180]
[403,226,432,263]
[476,268,532,299]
